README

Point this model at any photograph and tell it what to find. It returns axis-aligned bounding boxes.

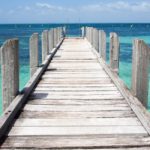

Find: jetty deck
[1,37,150,149]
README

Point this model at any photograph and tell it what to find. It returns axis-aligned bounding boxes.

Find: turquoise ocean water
[0,23,150,114]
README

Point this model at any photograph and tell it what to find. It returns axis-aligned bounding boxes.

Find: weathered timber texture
[0,37,150,149]
[1,39,19,111]
[110,32,120,73]
[30,33,39,77]
[48,29,54,52]
[42,30,49,62]
[81,27,85,38]
[99,30,107,60]
[131,39,150,107]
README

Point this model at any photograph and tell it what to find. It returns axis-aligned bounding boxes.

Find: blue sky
[0,0,150,23]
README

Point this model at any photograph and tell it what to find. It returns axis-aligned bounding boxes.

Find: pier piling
[99,30,106,61]
[1,39,19,111]
[30,33,39,77]
[110,32,120,73]
[131,39,150,107]
[42,30,49,62]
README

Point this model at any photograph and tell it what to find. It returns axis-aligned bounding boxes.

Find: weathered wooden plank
[32,91,121,95]
[23,104,130,112]
[37,83,116,87]
[20,110,136,119]
[56,52,95,56]
[34,86,118,91]
[14,118,141,127]
[42,74,109,78]
[49,62,102,67]
[39,79,112,84]
[2,136,150,149]
[28,99,126,105]
[9,126,147,136]
[1,148,150,150]
[52,59,97,62]
[29,94,123,100]
[1,39,19,111]
[45,70,105,74]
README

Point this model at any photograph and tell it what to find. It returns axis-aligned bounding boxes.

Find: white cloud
[81,1,150,12]
[2,1,150,23]
[36,2,76,12]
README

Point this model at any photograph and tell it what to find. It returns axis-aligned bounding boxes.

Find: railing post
[60,27,63,39]
[1,39,19,111]
[93,28,99,52]
[58,27,61,43]
[56,28,59,44]
[63,26,66,37]
[110,32,120,73]
[92,27,95,46]
[131,39,150,107]
[30,33,39,77]
[86,27,88,40]
[86,27,88,41]
[81,27,85,38]
[99,30,106,61]
[42,30,49,62]
[53,28,57,47]
[48,29,54,52]
[92,28,96,49]
[89,27,91,43]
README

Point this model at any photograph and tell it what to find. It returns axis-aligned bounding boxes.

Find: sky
[0,0,150,23]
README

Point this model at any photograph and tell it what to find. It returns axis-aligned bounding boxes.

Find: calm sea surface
[0,23,150,114]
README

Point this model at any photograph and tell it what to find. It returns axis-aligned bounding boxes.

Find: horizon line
[0,22,150,25]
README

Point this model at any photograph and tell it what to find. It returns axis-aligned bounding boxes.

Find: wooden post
[94,29,99,51]
[88,27,90,42]
[91,27,94,46]
[110,32,120,73]
[86,27,88,40]
[93,28,96,47]
[85,27,88,40]
[1,39,19,111]
[53,28,57,47]
[81,27,85,38]
[42,30,49,62]
[63,26,66,37]
[56,28,59,44]
[30,33,39,77]
[131,39,150,107]
[59,27,62,40]
[89,27,92,45]
[58,28,60,42]
[99,30,107,61]
[48,29,54,52]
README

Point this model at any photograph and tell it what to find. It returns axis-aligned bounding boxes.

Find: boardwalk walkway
[1,38,150,149]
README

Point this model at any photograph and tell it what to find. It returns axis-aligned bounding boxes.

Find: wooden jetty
[0,27,150,149]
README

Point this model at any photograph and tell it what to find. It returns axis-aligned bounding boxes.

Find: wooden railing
[85,26,150,109]
[1,27,65,113]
